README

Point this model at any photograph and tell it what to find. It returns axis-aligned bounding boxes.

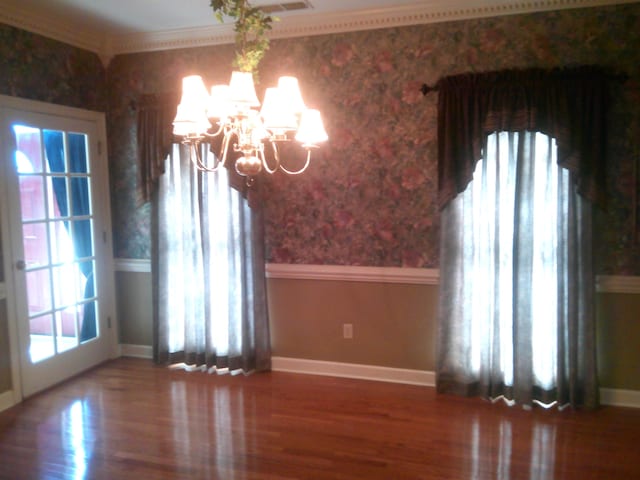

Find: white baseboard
[271,356,435,386]
[271,357,640,408]
[114,348,639,408]
[119,344,153,359]
[0,390,16,413]
[600,388,640,408]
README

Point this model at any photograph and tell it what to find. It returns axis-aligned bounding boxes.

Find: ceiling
[0,0,634,61]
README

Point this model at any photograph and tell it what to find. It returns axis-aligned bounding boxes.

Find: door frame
[0,94,119,404]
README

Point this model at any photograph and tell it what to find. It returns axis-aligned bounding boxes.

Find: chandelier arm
[202,122,225,138]
[261,141,281,174]
[219,130,234,168]
[278,148,312,175]
[189,141,223,173]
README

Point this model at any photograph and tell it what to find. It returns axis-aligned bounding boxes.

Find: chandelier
[172,71,328,184]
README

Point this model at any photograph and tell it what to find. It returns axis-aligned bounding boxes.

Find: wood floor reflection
[1,358,639,479]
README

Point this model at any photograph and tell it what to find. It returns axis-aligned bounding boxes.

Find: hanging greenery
[210,0,275,74]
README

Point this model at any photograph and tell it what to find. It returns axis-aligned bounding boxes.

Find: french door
[0,96,116,398]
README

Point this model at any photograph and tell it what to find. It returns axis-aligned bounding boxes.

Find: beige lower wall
[115,269,639,391]
[115,271,153,346]
[267,278,437,371]
[596,293,640,391]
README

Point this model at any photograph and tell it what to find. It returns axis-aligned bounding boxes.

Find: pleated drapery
[152,144,271,373]
[438,132,597,408]
[436,67,612,409]
[136,93,271,375]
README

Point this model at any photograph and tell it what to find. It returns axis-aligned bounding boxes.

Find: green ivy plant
[210,0,275,74]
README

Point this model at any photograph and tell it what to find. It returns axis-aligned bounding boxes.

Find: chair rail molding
[114,259,640,293]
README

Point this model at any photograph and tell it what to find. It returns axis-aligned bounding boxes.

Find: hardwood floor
[1,358,639,479]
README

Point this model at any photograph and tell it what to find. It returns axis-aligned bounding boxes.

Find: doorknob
[15,259,26,270]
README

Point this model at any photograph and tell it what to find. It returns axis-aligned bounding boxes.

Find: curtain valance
[136,92,256,204]
[136,92,179,204]
[437,66,612,210]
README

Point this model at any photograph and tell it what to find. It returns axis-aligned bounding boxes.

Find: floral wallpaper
[0,24,105,110]
[106,3,640,274]
[3,5,640,274]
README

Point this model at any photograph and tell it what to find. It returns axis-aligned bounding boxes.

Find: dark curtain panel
[436,66,611,410]
[152,145,271,373]
[136,92,179,204]
[436,66,610,210]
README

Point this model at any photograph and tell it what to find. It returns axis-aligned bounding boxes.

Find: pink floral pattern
[5,6,638,273]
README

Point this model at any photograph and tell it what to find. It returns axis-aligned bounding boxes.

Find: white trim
[107,0,640,55]
[600,388,640,408]
[114,258,152,273]
[0,0,637,57]
[596,275,640,294]
[0,390,17,413]
[119,344,153,359]
[0,3,105,55]
[0,94,117,398]
[266,263,439,285]
[272,357,640,407]
[266,264,640,293]
[271,356,435,386]
[114,260,640,293]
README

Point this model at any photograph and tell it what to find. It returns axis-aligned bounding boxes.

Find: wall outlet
[343,323,353,339]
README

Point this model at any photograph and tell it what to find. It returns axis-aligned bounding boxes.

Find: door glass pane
[12,123,100,363]
[70,178,91,217]
[55,310,77,353]
[13,125,44,173]
[48,176,69,220]
[30,314,54,363]
[23,222,48,267]
[25,269,52,315]
[68,133,88,174]
[43,130,66,174]
[18,175,46,221]
[79,300,98,343]
[52,264,81,309]
[71,220,93,260]
[76,259,92,293]
[49,220,71,264]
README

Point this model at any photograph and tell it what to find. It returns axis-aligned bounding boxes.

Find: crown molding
[1,0,637,60]
[108,0,638,56]
[0,3,105,54]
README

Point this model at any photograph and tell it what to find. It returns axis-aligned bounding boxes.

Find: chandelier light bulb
[173,75,211,136]
[261,87,298,133]
[295,109,328,146]
[277,76,306,114]
[207,84,232,119]
[228,71,260,109]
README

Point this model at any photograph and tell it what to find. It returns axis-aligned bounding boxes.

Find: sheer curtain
[435,67,611,409]
[437,131,596,408]
[152,144,270,373]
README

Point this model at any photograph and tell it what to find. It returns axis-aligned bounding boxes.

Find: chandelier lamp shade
[173,71,328,184]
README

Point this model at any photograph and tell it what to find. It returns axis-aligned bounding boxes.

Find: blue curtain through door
[43,131,95,342]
